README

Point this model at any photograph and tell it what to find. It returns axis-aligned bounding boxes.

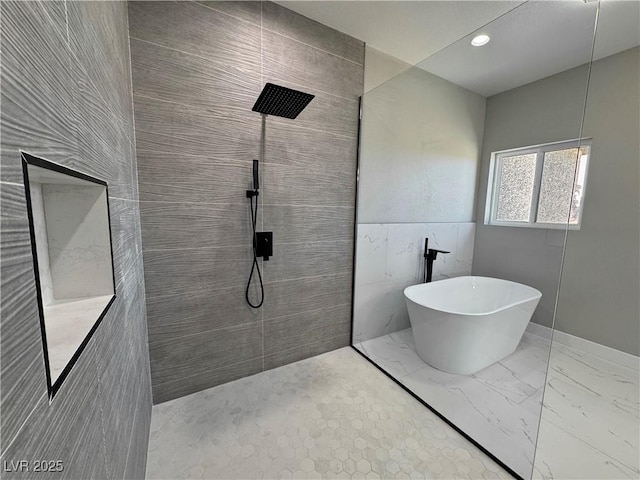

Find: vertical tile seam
[124,1,154,410]
[128,36,357,104]
[36,0,134,147]
[260,0,265,374]
[70,8,134,145]
[193,0,364,67]
[95,365,110,478]
[131,91,358,138]
[122,378,144,476]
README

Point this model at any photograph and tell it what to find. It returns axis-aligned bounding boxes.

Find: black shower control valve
[246,190,259,198]
[255,232,273,261]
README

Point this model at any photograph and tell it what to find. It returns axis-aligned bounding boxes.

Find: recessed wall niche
[22,153,116,398]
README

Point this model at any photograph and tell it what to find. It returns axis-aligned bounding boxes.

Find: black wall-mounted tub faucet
[423,237,450,283]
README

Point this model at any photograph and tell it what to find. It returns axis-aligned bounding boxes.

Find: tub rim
[404,276,541,317]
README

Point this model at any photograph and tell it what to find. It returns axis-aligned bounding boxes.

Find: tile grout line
[152,354,264,393]
[141,245,252,253]
[135,148,253,161]
[144,271,352,303]
[141,241,353,253]
[128,36,360,104]
[109,196,142,202]
[149,319,261,345]
[135,198,355,208]
[135,150,359,172]
[35,0,136,153]
[262,203,354,208]
[132,93,359,140]
[153,330,352,396]
[264,333,351,363]
[264,29,364,68]
[153,357,261,407]
[192,0,364,67]
[0,390,47,459]
[128,36,260,83]
[540,408,640,473]
[263,302,352,324]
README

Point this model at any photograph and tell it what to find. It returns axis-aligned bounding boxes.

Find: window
[486,139,591,229]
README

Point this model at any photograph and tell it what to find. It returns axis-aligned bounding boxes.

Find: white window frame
[485,138,591,230]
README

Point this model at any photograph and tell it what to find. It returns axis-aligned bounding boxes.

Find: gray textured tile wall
[128,1,364,404]
[1,1,152,478]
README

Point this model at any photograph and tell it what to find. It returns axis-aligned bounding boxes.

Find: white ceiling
[277,1,524,66]
[277,0,640,97]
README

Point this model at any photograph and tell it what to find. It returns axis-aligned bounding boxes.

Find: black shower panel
[245,83,315,308]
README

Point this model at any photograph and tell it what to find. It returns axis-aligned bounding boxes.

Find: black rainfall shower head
[252,83,314,119]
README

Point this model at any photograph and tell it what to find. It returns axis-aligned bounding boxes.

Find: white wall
[354,222,475,342]
[44,184,114,299]
[354,46,485,342]
[473,61,590,331]
[556,48,640,356]
[363,46,411,94]
[473,48,639,356]
[358,48,486,224]
[29,183,54,305]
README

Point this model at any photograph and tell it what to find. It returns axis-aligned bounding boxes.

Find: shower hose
[245,192,264,308]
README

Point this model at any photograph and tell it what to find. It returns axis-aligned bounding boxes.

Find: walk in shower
[351,1,639,479]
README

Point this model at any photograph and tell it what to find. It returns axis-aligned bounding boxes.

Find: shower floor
[145,347,513,479]
[354,328,639,480]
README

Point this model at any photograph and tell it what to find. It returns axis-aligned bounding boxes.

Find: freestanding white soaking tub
[404,276,541,375]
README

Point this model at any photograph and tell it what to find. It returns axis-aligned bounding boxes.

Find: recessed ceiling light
[471,34,491,47]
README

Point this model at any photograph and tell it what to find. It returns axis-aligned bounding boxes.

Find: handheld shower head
[252,83,314,119]
[252,159,259,190]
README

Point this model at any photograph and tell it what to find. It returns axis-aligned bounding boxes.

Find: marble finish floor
[355,328,640,480]
[355,330,549,479]
[533,343,639,479]
[146,347,513,480]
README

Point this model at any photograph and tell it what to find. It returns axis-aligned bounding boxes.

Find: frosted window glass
[537,146,590,224]
[495,154,537,222]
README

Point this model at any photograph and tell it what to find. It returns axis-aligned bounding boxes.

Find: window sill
[486,221,581,231]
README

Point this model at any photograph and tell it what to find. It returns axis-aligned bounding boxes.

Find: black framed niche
[22,153,116,400]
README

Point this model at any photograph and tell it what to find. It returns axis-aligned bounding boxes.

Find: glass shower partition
[351,1,603,478]
[533,1,640,478]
